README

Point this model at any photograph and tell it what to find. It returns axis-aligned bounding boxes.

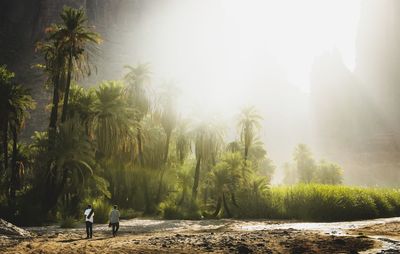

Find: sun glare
[220,0,361,92]
[134,0,361,118]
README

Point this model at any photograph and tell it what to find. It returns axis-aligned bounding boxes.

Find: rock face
[0,219,32,238]
[310,0,400,185]
[0,0,151,138]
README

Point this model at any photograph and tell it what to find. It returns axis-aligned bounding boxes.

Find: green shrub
[162,205,184,219]
[93,199,111,223]
[160,198,202,220]
[60,217,77,228]
[120,208,141,220]
[185,202,202,220]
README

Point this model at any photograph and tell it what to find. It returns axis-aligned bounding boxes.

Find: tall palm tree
[153,85,178,202]
[191,120,224,202]
[36,33,66,138]
[50,7,101,123]
[8,88,35,205]
[124,64,151,167]
[0,66,35,206]
[175,119,192,165]
[0,65,15,174]
[237,106,262,164]
[155,84,178,164]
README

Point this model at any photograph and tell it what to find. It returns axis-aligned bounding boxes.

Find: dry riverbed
[1,218,400,253]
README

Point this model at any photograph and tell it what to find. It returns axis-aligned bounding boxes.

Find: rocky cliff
[0,0,152,137]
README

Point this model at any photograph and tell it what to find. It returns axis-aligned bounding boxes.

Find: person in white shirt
[84,204,94,238]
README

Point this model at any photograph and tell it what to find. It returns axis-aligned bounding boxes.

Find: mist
[88,0,366,183]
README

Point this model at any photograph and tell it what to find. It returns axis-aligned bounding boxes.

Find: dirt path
[1,218,400,253]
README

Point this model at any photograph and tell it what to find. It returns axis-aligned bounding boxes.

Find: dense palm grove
[1,7,399,226]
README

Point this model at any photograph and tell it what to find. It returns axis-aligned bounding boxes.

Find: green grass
[160,184,400,221]
[265,184,400,221]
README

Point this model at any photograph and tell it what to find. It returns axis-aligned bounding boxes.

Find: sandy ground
[2,218,400,254]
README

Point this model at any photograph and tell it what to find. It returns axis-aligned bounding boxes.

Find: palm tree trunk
[164,132,171,163]
[137,128,144,167]
[48,71,61,148]
[155,167,166,204]
[244,146,249,164]
[43,168,68,213]
[231,193,239,207]
[61,50,73,123]
[155,132,171,203]
[2,117,8,173]
[212,196,222,217]
[191,155,201,201]
[8,126,18,207]
[222,192,232,218]
[143,175,151,214]
[178,188,186,206]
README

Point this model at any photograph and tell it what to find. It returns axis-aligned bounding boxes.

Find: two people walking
[83,204,120,238]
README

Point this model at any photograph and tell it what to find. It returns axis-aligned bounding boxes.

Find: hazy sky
[220,0,361,91]
[113,0,362,165]
[124,0,361,116]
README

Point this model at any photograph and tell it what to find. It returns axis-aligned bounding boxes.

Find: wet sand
[1,218,399,254]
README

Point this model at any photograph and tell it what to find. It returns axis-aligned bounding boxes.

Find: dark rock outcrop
[0,218,33,238]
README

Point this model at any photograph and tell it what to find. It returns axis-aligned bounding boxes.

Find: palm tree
[155,84,178,164]
[175,119,192,165]
[0,66,35,205]
[226,141,241,153]
[92,81,137,158]
[237,106,262,164]
[211,152,242,217]
[124,64,151,167]
[36,33,66,137]
[191,120,224,202]
[0,65,15,174]
[293,144,316,183]
[8,88,35,205]
[43,119,95,212]
[50,7,101,123]
[66,84,96,135]
[177,165,192,206]
[153,85,178,202]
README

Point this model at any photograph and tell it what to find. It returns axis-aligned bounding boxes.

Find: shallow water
[235,217,400,235]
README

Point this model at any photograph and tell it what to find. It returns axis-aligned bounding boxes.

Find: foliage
[272,184,400,221]
[237,106,262,163]
[120,208,141,220]
[0,65,35,209]
[92,199,111,223]
[293,144,315,183]
[60,216,77,228]
[314,160,343,185]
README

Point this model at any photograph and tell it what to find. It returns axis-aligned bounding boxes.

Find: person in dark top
[109,205,120,237]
